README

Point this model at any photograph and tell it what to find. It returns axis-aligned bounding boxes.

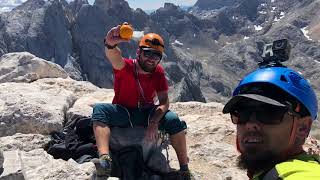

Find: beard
[138,59,158,72]
[236,131,283,174]
[237,150,281,174]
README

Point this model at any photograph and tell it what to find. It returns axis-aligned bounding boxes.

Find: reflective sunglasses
[230,105,301,125]
[143,50,162,61]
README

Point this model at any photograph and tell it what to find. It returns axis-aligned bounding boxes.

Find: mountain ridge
[0,0,319,110]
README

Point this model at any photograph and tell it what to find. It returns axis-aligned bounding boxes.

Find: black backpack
[45,115,98,163]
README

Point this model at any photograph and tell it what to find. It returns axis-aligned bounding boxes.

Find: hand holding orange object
[119,23,133,40]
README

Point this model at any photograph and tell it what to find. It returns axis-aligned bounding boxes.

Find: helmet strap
[280,116,298,159]
[236,135,243,153]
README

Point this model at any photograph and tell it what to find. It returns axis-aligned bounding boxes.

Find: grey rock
[66,88,114,118]
[67,0,88,18]
[0,151,24,180]
[0,149,95,180]
[63,54,83,81]
[0,150,3,175]
[32,77,99,98]
[0,133,49,152]
[193,0,239,10]
[0,0,73,67]
[0,82,76,137]
[0,52,68,83]
[170,77,206,102]
[71,4,116,88]
[1,0,320,117]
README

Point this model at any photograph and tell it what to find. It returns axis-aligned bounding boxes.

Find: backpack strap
[133,59,147,109]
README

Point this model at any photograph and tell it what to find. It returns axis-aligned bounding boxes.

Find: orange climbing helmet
[139,33,164,53]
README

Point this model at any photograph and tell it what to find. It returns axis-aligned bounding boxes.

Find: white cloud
[132,31,144,41]
[0,0,27,12]
[0,7,11,13]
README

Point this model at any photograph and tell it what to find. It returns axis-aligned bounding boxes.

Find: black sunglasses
[230,105,301,125]
[142,50,162,61]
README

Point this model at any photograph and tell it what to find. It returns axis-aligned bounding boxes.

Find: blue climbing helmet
[223,66,318,120]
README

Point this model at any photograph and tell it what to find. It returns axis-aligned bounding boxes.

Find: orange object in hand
[120,24,133,40]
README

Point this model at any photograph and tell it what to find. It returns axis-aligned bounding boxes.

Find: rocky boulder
[0,52,68,83]
[0,150,3,175]
[0,51,318,179]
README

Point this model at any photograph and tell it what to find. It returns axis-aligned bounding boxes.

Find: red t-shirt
[112,58,168,108]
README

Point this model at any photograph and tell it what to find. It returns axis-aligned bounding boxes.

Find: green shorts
[91,103,187,135]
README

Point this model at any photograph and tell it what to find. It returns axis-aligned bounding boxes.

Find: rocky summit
[0,52,319,179]
[0,0,319,106]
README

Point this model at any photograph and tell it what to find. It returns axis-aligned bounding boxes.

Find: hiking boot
[179,170,195,180]
[92,154,112,178]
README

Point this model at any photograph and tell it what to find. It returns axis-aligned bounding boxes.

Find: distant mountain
[194,0,239,10]
[143,9,156,14]
[143,5,192,15]
[0,0,319,109]
[180,5,192,11]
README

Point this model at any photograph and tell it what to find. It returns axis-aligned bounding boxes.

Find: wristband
[104,39,117,49]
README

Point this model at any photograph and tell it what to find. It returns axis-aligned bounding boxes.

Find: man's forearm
[105,47,121,59]
[105,47,124,70]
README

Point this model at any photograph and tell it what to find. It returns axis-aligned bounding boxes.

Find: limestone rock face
[0,51,319,179]
[0,52,68,83]
[0,0,72,67]
[67,88,114,118]
[0,82,75,136]
[194,0,239,10]
[1,149,95,180]
[0,51,249,178]
[1,0,320,107]
[0,133,50,152]
[0,150,3,175]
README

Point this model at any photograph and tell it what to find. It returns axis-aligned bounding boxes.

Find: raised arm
[104,24,130,70]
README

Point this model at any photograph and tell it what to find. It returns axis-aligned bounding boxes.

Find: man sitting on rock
[91,23,191,179]
[223,65,320,179]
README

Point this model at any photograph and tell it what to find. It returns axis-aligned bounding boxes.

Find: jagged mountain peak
[194,0,239,10]
[93,0,130,10]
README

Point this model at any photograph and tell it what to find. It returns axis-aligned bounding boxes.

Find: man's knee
[93,121,108,127]
[92,103,115,125]
[93,103,114,113]
[162,111,187,135]
[92,103,131,127]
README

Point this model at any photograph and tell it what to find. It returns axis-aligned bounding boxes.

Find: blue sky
[126,0,197,10]
[0,0,197,13]
[89,0,197,10]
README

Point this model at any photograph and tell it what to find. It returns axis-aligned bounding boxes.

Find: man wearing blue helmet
[223,66,320,179]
